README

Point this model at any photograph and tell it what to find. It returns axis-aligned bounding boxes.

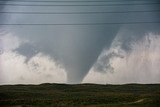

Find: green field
[0,83,160,107]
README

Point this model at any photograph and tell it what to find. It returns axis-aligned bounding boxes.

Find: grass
[0,83,159,107]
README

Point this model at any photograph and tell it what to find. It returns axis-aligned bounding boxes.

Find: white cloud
[0,34,67,85]
[83,33,160,84]
[0,33,21,52]
[1,32,160,85]
[0,51,67,85]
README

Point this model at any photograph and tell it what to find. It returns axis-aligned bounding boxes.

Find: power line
[0,2,159,6]
[0,10,160,14]
[0,0,158,3]
[0,21,160,26]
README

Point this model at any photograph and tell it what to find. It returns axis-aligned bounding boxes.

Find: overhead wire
[0,0,158,3]
[0,0,159,26]
[0,21,160,26]
[0,2,160,6]
[0,10,160,14]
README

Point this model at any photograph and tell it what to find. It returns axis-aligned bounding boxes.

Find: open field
[0,83,160,107]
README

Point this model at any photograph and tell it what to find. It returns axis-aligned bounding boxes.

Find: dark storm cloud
[15,43,39,60]
[0,0,160,83]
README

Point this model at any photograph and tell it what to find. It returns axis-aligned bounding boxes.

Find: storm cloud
[0,0,160,84]
[83,32,160,84]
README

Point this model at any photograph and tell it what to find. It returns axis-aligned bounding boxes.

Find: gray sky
[0,0,160,84]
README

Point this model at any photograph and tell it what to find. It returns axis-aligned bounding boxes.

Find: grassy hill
[0,83,160,107]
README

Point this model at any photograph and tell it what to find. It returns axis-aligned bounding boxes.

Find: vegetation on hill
[0,83,160,107]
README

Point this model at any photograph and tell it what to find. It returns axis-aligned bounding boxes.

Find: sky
[0,0,160,84]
